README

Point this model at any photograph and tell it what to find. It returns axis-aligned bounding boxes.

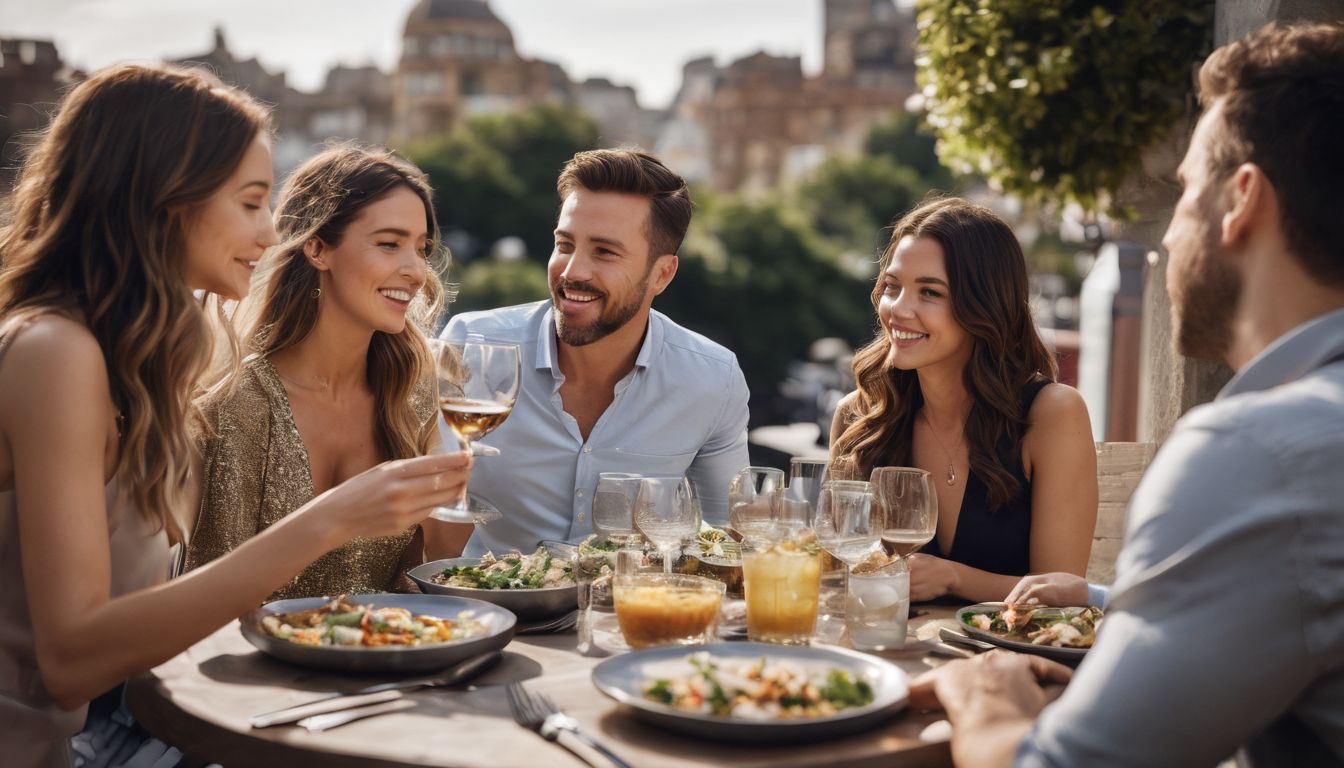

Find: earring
[311,287,321,299]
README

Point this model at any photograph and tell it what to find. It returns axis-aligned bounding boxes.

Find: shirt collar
[534,305,665,378]
[1221,306,1344,398]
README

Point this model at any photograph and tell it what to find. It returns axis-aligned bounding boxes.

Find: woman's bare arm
[4,318,471,710]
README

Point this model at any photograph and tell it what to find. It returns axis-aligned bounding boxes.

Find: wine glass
[870,467,938,559]
[728,466,785,540]
[428,339,521,521]
[813,480,881,566]
[633,476,698,574]
[592,472,642,541]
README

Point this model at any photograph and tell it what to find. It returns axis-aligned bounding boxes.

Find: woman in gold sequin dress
[186,146,476,599]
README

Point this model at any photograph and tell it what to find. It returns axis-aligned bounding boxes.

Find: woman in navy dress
[830,197,1097,602]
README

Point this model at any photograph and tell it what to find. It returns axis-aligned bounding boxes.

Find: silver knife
[298,697,418,732]
[250,650,502,728]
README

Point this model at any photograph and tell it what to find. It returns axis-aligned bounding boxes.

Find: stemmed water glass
[428,339,521,522]
[813,480,881,566]
[633,476,698,574]
[870,467,938,559]
[728,466,785,540]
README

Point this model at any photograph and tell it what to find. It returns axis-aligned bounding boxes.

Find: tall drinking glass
[728,466,785,540]
[428,339,520,521]
[592,472,642,540]
[633,476,698,574]
[787,457,829,511]
[870,467,938,558]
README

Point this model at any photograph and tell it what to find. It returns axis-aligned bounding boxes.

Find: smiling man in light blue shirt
[440,149,749,556]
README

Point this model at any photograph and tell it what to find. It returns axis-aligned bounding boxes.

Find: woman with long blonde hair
[0,64,470,767]
[187,145,474,596]
[831,198,1097,603]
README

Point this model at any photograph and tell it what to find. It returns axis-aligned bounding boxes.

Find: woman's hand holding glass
[299,451,473,541]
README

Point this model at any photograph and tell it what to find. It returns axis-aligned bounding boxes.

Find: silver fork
[506,682,633,768]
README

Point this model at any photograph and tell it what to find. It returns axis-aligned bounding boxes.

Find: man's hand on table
[906,650,1073,767]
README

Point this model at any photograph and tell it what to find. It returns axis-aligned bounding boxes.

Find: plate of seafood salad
[240,593,516,674]
[407,547,579,621]
[433,547,572,589]
[261,595,488,647]
[591,642,908,743]
[644,651,873,719]
[956,602,1104,662]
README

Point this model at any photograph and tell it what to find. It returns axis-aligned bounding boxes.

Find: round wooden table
[128,608,965,768]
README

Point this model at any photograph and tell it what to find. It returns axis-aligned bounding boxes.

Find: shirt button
[575,489,584,498]
[577,512,587,522]
[582,446,592,454]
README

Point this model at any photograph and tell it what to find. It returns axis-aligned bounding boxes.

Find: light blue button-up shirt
[442,301,750,556]
[1016,307,1344,768]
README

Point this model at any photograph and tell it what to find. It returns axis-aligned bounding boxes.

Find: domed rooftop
[405,0,503,28]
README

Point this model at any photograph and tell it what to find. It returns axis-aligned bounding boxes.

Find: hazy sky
[0,0,844,109]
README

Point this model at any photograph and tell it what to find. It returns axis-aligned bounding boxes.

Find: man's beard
[1171,216,1240,362]
[552,276,648,346]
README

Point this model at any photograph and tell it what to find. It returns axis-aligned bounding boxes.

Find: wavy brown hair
[833,197,1056,510]
[0,63,269,533]
[228,144,447,459]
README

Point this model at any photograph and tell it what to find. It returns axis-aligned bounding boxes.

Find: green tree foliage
[916,0,1212,214]
[657,197,875,421]
[405,105,601,262]
[449,258,550,316]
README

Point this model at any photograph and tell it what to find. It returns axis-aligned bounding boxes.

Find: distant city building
[394,0,571,140]
[677,0,917,191]
[1,0,917,191]
[0,38,66,187]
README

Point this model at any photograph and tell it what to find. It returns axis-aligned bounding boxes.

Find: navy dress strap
[919,378,1050,577]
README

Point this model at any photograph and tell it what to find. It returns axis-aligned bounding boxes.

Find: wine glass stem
[662,547,673,574]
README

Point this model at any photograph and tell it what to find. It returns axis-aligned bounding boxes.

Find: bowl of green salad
[408,546,578,620]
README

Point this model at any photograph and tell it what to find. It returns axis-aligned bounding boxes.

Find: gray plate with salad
[408,547,578,621]
[591,642,908,743]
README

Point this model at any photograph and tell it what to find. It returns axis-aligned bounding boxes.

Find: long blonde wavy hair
[833,198,1056,510]
[0,63,269,534]
[220,145,448,460]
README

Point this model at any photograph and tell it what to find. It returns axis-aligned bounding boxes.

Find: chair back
[1088,441,1156,584]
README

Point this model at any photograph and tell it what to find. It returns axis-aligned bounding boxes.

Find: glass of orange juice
[742,530,823,645]
[613,573,725,649]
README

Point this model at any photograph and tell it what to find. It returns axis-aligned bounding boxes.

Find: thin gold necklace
[920,409,963,486]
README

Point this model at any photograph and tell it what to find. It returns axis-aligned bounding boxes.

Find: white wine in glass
[429,340,521,522]
[871,467,937,559]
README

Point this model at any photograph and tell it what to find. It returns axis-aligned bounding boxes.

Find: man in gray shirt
[911,22,1344,767]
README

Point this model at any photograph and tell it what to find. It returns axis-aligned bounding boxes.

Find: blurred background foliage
[407,105,970,424]
[915,0,1213,215]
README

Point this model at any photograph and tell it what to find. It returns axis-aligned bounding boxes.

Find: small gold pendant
[946,465,957,486]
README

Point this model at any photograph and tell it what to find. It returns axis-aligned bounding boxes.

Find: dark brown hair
[231,144,447,460]
[1198,21,1344,284]
[556,148,692,260]
[0,63,270,533]
[833,197,1056,510]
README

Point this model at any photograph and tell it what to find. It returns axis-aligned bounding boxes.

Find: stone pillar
[1136,0,1344,443]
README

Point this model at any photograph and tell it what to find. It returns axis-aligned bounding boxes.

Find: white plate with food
[239,593,515,674]
[591,642,907,743]
[955,602,1102,664]
[408,547,578,620]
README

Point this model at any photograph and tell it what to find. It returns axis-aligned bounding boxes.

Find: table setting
[127,459,1096,768]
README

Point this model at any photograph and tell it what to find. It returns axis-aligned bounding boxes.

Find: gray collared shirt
[1017,307,1344,768]
[442,301,750,556]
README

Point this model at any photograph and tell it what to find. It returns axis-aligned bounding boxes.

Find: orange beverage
[742,540,822,645]
[613,574,725,649]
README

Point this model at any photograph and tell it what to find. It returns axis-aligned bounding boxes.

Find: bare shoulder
[1027,382,1091,431]
[0,314,108,393]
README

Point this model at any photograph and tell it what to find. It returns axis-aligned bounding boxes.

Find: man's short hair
[556,149,692,260]
[1197,22,1344,284]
